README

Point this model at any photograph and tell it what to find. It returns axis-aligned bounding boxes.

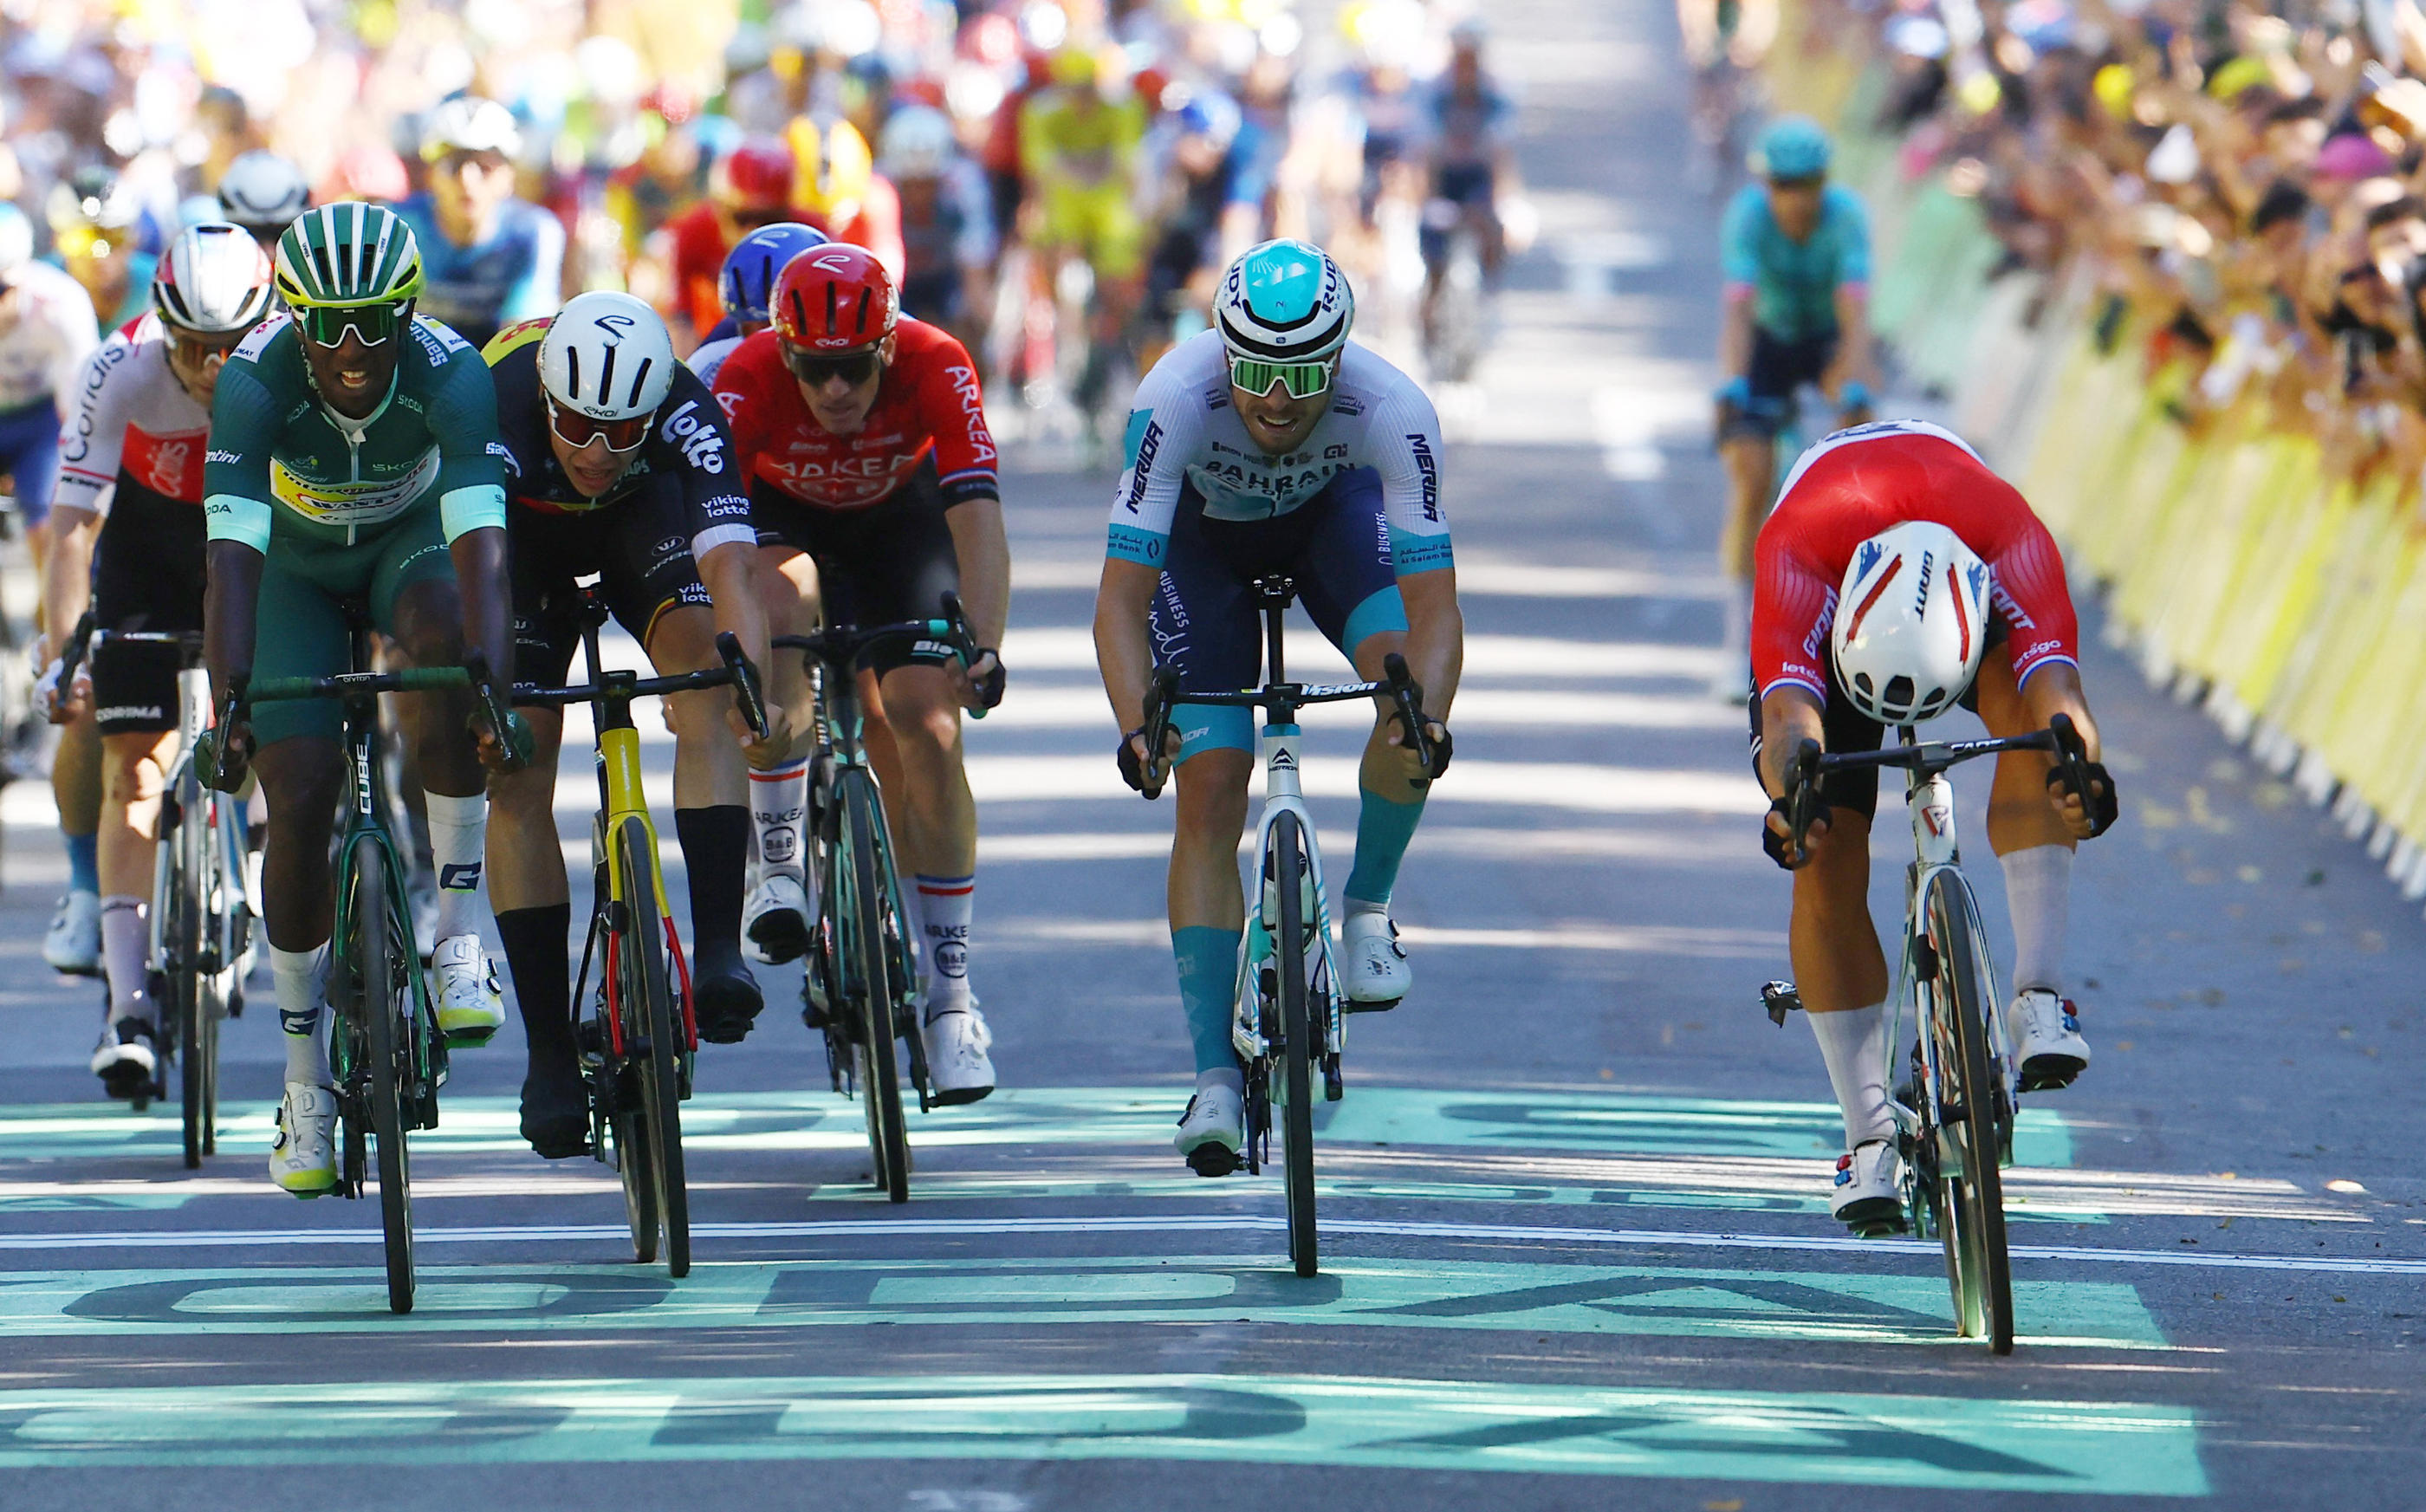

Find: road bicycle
[517,586,768,1278]
[775,594,992,1203]
[1766,712,2098,1354]
[213,623,516,1314]
[1137,574,1439,1278]
[59,619,252,1164]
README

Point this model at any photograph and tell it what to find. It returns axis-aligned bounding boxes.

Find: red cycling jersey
[713,315,998,512]
[1752,420,2079,703]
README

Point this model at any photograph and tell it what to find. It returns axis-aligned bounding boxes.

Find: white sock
[1807,1002,1893,1149]
[899,881,930,994]
[2001,844,2072,994]
[915,873,974,1021]
[424,791,488,942]
[272,943,332,1086]
[750,761,809,883]
[100,895,152,1024]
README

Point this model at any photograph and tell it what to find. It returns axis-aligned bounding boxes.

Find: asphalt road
[3,3,2423,1508]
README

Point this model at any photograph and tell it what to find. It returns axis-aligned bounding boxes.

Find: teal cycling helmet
[1752,114,1832,180]
[1214,237,1354,363]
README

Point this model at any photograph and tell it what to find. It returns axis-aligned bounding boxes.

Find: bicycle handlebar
[718,631,772,743]
[1132,655,1445,800]
[775,595,997,720]
[1778,719,2079,865]
[246,665,471,702]
[516,641,773,746]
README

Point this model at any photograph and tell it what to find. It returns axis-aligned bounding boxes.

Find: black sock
[496,903,574,1075]
[676,805,749,970]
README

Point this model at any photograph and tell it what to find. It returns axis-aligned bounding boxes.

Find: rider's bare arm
[1822,285,1875,402]
[2019,661,2108,839]
[1398,566,1463,718]
[1093,556,1161,749]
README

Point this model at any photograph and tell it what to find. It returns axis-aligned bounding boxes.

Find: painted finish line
[0,1256,2165,1348]
[0,1371,2208,1494]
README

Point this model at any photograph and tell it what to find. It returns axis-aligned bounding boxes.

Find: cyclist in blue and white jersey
[1417,19,1518,343]
[1713,115,1877,691]
[1093,239,1460,1175]
[685,221,827,386]
[393,98,565,351]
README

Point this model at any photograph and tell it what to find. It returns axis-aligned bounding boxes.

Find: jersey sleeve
[53,338,132,518]
[916,331,999,508]
[1366,376,1454,575]
[424,335,509,541]
[1106,359,1202,568]
[201,355,282,553]
[1750,526,1837,703]
[1830,189,1873,288]
[1985,509,2079,686]
[653,364,756,559]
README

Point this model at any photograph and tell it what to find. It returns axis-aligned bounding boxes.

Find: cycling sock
[1807,1002,1893,1149]
[1343,784,1425,912]
[750,761,810,883]
[915,873,975,1021]
[272,943,332,1086]
[495,903,574,1067]
[423,791,487,941]
[64,831,98,897]
[2000,843,2072,994]
[674,805,749,968]
[100,896,151,1023]
[1173,925,1243,1076]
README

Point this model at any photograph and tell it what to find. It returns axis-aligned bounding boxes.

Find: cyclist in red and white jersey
[713,243,1009,1101]
[1748,419,2116,1230]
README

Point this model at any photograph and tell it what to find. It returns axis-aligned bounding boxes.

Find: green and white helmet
[1213,237,1354,364]
[273,202,425,308]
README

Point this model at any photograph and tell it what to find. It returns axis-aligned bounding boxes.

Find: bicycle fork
[1232,722,1346,1094]
[590,708,694,1062]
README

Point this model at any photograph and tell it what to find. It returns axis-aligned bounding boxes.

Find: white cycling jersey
[686,333,743,387]
[55,313,210,517]
[1106,329,1454,574]
[0,261,100,413]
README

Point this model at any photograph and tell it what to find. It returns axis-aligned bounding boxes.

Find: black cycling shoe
[519,1048,590,1159]
[91,1017,162,1101]
[693,954,765,1044]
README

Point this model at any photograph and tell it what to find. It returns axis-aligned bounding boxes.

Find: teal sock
[65,833,98,895]
[1342,784,1426,910]
[1172,925,1243,1075]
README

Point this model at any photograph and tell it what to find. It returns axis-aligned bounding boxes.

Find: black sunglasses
[781,343,882,388]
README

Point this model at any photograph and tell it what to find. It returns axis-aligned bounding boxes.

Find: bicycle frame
[579,653,693,1063]
[146,652,247,996]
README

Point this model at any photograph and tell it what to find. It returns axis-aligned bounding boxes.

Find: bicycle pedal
[441,1028,500,1049]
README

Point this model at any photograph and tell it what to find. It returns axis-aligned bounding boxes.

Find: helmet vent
[1883,674,1916,711]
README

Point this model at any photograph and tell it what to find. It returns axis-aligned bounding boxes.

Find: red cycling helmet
[771,243,898,354]
[722,135,796,207]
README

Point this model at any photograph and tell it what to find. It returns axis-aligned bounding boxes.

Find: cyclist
[1141,90,1267,369]
[1749,419,2113,1231]
[1678,0,1779,178]
[394,98,565,352]
[1716,115,1877,694]
[215,151,313,253]
[1093,240,1459,1175]
[688,221,829,386]
[50,166,160,331]
[1020,45,1149,407]
[661,135,801,349]
[790,115,905,282]
[481,292,776,1154]
[713,244,1008,1097]
[42,223,273,1097]
[200,203,522,1196]
[880,105,995,349]
[1417,19,1518,350]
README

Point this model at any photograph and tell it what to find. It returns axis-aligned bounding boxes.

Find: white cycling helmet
[217,151,309,236]
[421,96,522,162]
[879,105,957,180]
[541,291,674,421]
[1214,237,1354,363]
[153,222,275,334]
[1829,520,1994,725]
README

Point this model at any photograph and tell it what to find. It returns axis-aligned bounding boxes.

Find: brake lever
[1382,652,1437,780]
[716,630,772,743]
[1138,665,1179,799]
[1786,737,1824,868]
[461,651,531,771]
[939,591,999,718]
[55,609,95,692]
[2047,711,2091,797]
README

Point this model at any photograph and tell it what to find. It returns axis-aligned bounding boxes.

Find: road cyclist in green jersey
[200,201,526,1196]
[1093,238,1461,1174]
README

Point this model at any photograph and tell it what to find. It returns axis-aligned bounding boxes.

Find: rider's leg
[1171,743,1255,1087]
[96,729,177,1028]
[872,662,976,1009]
[747,545,819,952]
[1792,806,1893,1149]
[46,707,103,970]
[391,575,487,930]
[645,600,762,1035]
[1974,659,2090,1084]
[484,700,584,1152]
[255,736,346,1087]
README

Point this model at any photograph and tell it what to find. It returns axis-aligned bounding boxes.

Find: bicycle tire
[172,775,207,1168]
[842,771,910,1202]
[613,1105,659,1263]
[1273,813,1319,1278]
[1925,868,2014,1354]
[616,818,690,1277]
[355,855,415,1314]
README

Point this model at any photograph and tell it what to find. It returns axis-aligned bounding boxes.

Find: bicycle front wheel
[1925,867,2014,1354]
[1272,812,1318,1278]
[354,855,415,1314]
[170,774,208,1168]
[841,770,910,1202]
[615,818,689,1278]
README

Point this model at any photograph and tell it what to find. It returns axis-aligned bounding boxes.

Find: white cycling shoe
[2008,989,2090,1092]
[743,873,811,965]
[430,934,505,1044]
[922,1005,996,1105]
[43,891,101,976]
[1175,1082,1245,1178]
[1342,912,1411,1009]
[90,1017,161,1100]
[269,1081,339,1197]
[1831,1139,1906,1233]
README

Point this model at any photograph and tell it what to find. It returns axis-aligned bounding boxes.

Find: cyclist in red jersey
[713,243,1009,1104]
[661,136,799,350]
[1748,420,2117,1231]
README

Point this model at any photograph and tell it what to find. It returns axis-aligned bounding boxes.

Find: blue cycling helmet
[1752,115,1832,180]
[718,221,830,326]
[1175,90,1242,150]
[1214,237,1354,363]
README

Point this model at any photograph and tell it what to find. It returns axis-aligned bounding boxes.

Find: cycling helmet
[879,106,957,181]
[1214,238,1354,363]
[53,165,140,234]
[421,96,522,162]
[1753,114,1832,179]
[788,116,875,215]
[771,243,898,353]
[0,204,34,275]
[153,223,274,334]
[719,222,830,326]
[1829,520,1994,725]
[217,150,310,237]
[722,136,797,207]
[541,292,675,421]
[1175,90,1242,150]
[274,202,425,307]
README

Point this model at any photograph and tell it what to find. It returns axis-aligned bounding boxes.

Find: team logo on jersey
[662,399,724,473]
[1406,433,1440,522]
[1124,419,1164,513]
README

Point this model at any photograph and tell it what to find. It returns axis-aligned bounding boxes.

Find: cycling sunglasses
[782,343,883,388]
[295,300,412,349]
[165,326,249,365]
[547,399,652,453]
[1229,355,1338,399]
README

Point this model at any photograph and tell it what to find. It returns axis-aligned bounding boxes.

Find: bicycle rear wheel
[1925,868,2014,1354]
[1272,813,1318,1278]
[171,775,207,1168]
[616,818,689,1277]
[841,771,910,1202]
[354,855,415,1314]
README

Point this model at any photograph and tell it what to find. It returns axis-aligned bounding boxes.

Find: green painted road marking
[0,1256,2165,1347]
[0,1371,2209,1492]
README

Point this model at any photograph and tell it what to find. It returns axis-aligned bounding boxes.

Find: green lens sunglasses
[1230,355,1338,399]
[296,300,412,348]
